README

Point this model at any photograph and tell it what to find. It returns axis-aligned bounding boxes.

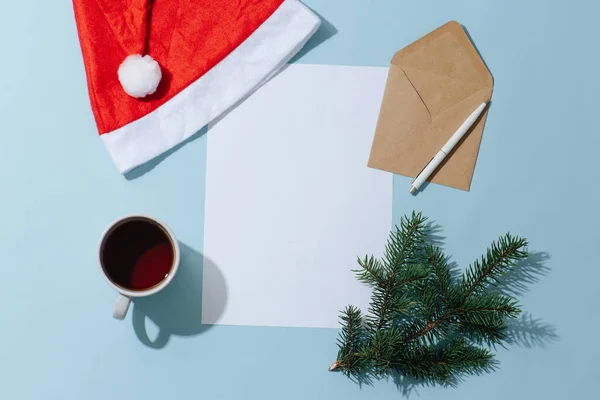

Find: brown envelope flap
[391,21,493,118]
[368,65,433,172]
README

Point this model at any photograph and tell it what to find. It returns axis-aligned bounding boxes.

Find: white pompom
[118,54,162,98]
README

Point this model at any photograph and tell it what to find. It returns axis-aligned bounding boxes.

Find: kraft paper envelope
[368,21,493,191]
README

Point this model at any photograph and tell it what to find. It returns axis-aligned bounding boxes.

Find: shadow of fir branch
[494,251,551,297]
[504,312,559,348]
[497,251,558,348]
[342,358,502,398]
[391,358,501,397]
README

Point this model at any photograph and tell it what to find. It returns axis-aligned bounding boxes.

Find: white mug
[98,215,180,319]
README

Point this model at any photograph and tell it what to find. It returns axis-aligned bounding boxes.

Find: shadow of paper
[131,242,227,349]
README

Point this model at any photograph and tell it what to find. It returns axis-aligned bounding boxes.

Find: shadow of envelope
[368,21,493,191]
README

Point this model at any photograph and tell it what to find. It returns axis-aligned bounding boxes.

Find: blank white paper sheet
[203,64,392,328]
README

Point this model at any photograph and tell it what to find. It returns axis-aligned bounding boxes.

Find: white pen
[409,102,488,194]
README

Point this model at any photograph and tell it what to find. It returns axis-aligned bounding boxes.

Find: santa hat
[72,0,320,173]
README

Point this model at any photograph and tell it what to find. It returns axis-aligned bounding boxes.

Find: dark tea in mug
[100,217,175,291]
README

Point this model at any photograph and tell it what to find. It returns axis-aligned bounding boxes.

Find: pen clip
[412,156,434,184]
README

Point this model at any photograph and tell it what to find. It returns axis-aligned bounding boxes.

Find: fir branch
[383,211,428,274]
[419,284,442,323]
[390,293,413,316]
[331,212,536,387]
[425,245,452,307]
[460,233,528,298]
[457,294,521,326]
[366,265,430,334]
[363,213,431,334]
[393,264,430,288]
[367,327,407,376]
[365,279,395,333]
[401,316,449,343]
[331,305,366,374]
[393,339,493,385]
[400,294,520,345]
[390,344,449,382]
[435,338,495,377]
[354,255,386,288]
[460,320,507,346]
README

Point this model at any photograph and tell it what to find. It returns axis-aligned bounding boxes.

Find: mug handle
[113,293,131,319]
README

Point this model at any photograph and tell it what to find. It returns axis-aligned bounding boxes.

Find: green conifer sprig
[330,211,529,385]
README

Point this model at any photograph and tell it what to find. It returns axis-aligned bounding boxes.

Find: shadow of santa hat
[72,0,320,174]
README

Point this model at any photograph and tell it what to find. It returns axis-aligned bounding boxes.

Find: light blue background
[0,0,597,398]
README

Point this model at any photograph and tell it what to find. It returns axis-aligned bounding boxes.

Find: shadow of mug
[131,242,227,349]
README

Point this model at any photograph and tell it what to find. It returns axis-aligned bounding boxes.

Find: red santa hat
[72,0,320,173]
